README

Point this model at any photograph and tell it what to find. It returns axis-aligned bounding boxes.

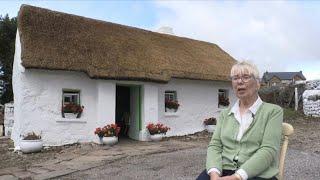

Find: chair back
[279,123,294,180]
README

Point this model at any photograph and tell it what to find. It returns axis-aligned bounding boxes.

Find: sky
[1,0,319,80]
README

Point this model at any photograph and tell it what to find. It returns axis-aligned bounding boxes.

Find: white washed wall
[12,31,116,146]
[12,68,109,146]
[158,79,236,136]
[140,84,159,141]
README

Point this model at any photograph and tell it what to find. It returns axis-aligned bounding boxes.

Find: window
[63,90,80,105]
[62,90,83,118]
[218,89,229,108]
[165,91,179,112]
[165,91,177,101]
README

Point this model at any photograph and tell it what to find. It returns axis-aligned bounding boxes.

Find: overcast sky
[1,0,319,80]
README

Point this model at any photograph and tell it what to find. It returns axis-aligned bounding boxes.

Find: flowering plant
[94,124,121,137]
[165,100,180,110]
[62,103,84,114]
[22,132,42,140]
[146,123,170,135]
[218,96,230,107]
[203,117,217,125]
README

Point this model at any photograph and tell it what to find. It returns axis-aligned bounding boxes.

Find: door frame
[115,84,142,138]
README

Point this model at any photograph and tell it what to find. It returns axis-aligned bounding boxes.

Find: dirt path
[285,117,320,154]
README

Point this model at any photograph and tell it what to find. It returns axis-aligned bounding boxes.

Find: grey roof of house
[262,71,306,82]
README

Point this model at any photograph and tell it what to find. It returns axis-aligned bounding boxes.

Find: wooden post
[295,87,298,111]
[0,125,3,136]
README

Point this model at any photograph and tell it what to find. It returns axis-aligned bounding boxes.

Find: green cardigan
[206,102,283,179]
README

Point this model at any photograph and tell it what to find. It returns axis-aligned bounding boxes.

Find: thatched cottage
[12,5,237,146]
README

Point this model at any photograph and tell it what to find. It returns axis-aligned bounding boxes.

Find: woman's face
[231,73,260,100]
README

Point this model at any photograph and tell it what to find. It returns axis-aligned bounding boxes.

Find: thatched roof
[18,5,237,83]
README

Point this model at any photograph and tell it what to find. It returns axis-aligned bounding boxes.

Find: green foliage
[259,84,305,109]
[283,108,298,119]
[0,14,17,104]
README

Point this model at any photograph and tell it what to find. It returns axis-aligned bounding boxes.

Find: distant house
[12,5,237,146]
[261,71,306,87]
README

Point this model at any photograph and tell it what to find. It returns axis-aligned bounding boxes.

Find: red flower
[62,103,84,114]
[203,117,217,125]
[94,123,121,137]
[165,100,180,109]
[146,123,170,135]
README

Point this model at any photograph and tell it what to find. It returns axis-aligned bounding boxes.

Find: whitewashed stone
[303,90,320,117]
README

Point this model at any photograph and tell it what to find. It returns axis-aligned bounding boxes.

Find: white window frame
[62,90,80,106]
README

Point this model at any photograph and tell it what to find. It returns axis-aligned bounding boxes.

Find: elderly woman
[197,61,282,180]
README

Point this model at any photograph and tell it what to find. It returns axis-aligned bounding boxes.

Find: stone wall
[303,80,320,117]
[4,102,14,136]
[306,80,320,90]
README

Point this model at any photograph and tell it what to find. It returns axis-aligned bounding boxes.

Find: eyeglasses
[230,75,254,83]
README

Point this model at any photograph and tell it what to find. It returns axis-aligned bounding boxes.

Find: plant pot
[150,134,163,141]
[206,125,216,133]
[20,139,43,153]
[103,136,118,146]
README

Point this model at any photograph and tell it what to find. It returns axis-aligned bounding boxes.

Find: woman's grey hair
[230,61,260,80]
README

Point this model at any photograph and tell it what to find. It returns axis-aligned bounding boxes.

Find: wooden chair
[279,123,294,180]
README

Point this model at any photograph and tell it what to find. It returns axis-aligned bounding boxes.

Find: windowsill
[165,111,179,117]
[56,119,87,124]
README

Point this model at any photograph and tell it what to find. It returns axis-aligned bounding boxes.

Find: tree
[0,14,17,104]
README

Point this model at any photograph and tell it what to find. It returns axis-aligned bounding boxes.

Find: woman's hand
[219,175,241,180]
[209,172,220,180]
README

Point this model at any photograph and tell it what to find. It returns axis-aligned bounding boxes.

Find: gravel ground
[0,138,103,169]
[0,115,319,179]
[56,115,320,180]
[56,146,320,180]
[285,117,320,155]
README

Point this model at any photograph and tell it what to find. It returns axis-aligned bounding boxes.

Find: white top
[208,97,263,180]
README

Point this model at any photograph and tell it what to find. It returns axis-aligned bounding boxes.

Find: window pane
[63,91,80,106]
[165,92,176,101]
[64,96,71,103]
[71,95,78,104]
